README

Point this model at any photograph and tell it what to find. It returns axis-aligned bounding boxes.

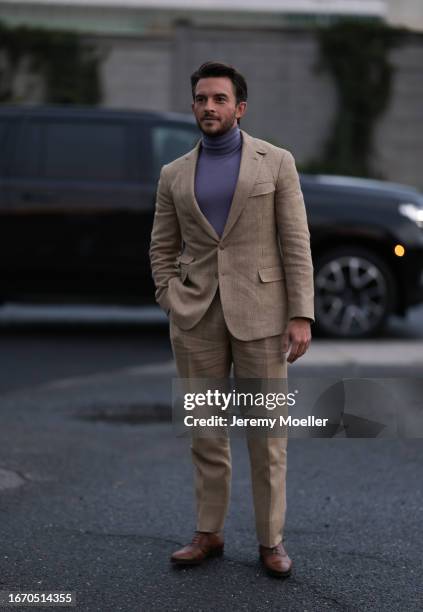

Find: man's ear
[236,101,247,120]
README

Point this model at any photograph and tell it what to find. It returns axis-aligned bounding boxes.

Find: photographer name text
[184,415,328,428]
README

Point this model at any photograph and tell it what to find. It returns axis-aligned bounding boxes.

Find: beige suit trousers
[169,286,288,548]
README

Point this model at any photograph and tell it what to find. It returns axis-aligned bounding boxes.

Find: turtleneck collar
[201,124,242,156]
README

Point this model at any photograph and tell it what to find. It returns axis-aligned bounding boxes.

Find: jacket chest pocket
[258,265,285,282]
[176,253,195,283]
[249,181,276,198]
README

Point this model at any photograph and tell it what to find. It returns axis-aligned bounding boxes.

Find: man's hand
[281,318,312,364]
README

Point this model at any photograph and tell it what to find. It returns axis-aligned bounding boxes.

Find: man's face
[191,76,247,137]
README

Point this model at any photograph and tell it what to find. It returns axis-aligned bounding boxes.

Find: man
[149,61,314,578]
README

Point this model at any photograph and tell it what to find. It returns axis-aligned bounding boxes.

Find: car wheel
[314,247,396,339]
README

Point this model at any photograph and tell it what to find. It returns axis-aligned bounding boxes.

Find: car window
[8,118,42,178]
[42,120,128,182]
[0,119,7,145]
[152,124,199,179]
[0,119,9,175]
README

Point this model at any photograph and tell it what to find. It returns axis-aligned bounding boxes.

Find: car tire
[314,246,396,339]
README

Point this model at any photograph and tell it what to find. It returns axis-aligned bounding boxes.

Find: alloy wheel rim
[315,256,388,336]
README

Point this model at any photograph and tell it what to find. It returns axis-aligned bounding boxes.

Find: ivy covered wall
[303,21,407,178]
[0,20,100,104]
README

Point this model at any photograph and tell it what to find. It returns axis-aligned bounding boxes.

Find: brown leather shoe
[171,531,224,565]
[259,542,292,577]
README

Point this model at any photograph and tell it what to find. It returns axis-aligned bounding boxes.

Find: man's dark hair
[190,61,248,105]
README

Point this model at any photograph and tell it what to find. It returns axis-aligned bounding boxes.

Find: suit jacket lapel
[221,129,265,242]
[181,140,221,243]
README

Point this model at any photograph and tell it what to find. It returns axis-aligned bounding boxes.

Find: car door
[0,112,46,299]
[6,111,151,301]
[0,115,15,300]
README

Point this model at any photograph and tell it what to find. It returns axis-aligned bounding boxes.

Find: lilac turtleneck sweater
[194,124,242,238]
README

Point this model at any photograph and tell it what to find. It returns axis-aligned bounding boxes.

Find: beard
[196,111,237,137]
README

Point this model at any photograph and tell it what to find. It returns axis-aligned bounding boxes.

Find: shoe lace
[191,532,203,546]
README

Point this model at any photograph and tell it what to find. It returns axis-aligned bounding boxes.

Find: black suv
[1,104,423,338]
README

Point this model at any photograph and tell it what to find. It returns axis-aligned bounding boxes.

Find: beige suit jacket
[149,129,314,341]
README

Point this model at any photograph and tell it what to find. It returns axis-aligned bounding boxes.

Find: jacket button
[219,245,224,250]
[214,272,218,279]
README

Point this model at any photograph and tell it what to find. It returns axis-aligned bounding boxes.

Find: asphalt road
[0,304,422,611]
[0,363,422,611]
